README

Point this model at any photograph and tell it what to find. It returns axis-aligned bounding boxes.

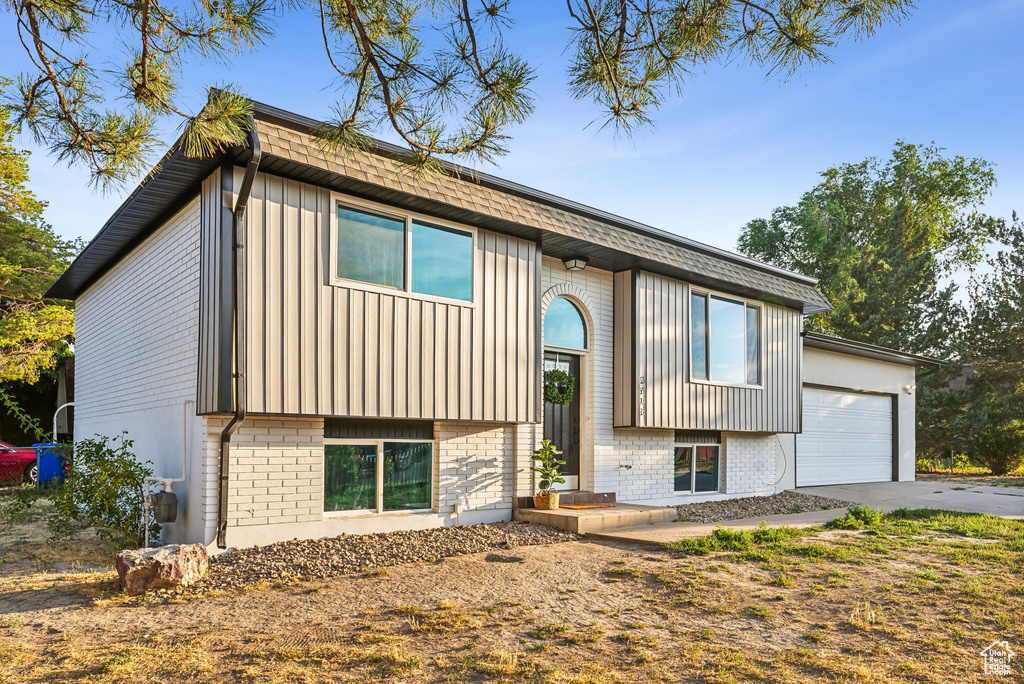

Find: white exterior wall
[222,419,516,548]
[74,197,212,545]
[792,347,917,485]
[539,257,678,502]
[436,422,515,522]
[722,433,779,496]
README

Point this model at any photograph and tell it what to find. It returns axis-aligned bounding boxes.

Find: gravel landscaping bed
[196,521,576,592]
[675,491,856,524]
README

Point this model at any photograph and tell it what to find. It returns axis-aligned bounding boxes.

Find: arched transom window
[544,297,588,350]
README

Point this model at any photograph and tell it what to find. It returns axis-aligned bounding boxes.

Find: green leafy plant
[530,440,566,494]
[544,369,575,405]
[48,433,157,549]
[827,505,885,531]
[4,2,916,185]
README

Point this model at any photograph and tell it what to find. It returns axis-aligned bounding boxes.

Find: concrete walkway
[587,480,1023,546]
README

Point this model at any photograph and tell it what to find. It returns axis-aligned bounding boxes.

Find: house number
[638,375,646,419]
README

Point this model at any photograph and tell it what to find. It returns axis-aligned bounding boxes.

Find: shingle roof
[48,100,832,313]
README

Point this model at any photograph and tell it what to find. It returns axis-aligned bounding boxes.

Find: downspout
[216,117,262,549]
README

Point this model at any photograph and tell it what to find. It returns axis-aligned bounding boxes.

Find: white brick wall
[214,418,517,548]
[436,422,515,518]
[76,198,201,422]
[74,197,211,544]
[722,433,778,496]
[224,417,325,527]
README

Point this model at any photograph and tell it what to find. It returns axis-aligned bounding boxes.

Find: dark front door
[543,351,581,483]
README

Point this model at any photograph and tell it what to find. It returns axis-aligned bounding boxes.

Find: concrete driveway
[799,480,1023,519]
[587,480,1022,545]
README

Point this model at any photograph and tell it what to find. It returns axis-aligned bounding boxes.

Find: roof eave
[801,332,946,368]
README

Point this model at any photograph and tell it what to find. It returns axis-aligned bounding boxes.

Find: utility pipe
[216,116,262,549]
[142,399,194,547]
[53,402,74,442]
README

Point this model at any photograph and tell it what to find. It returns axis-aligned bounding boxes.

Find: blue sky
[6,0,1022,263]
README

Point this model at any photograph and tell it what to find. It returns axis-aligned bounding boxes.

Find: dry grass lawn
[0,502,1021,683]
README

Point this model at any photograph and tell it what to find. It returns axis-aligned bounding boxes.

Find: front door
[543,351,581,490]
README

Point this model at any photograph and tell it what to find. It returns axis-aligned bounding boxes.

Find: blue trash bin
[32,443,66,487]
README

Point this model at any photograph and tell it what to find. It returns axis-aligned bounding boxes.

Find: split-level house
[47,100,941,548]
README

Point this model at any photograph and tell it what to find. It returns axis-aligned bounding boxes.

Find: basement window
[673,443,720,494]
[324,440,433,514]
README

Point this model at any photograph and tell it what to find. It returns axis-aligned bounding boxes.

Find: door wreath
[544,369,575,405]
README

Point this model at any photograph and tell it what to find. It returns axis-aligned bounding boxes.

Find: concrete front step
[515,491,616,510]
[514,503,676,535]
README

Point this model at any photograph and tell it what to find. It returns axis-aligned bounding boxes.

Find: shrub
[827,505,884,531]
[48,433,156,549]
[972,417,1024,476]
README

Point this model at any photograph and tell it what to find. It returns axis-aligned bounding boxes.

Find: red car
[0,441,38,484]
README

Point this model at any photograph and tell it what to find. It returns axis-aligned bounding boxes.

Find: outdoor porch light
[562,256,589,271]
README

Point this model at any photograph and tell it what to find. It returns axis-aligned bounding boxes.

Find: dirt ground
[0,504,1021,683]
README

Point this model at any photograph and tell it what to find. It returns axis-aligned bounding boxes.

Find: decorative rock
[115,544,209,595]
[675,491,856,524]
[194,522,577,593]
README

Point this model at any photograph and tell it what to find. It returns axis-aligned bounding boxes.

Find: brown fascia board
[802,332,946,368]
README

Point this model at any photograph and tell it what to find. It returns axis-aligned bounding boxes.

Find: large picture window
[325,440,433,513]
[334,202,474,302]
[674,443,720,493]
[690,291,760,385]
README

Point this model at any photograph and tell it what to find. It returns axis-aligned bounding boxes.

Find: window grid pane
[694,445,719,493]
[709,296,745,384]
[383,442,433,511]
[690,294,708,379]
[674,446,693,493]
[411,221,473,301]
[746,305,760,385]
[324,444,377,512]
[337,207,405,289]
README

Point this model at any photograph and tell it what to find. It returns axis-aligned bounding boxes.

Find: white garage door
[797,388,893,487]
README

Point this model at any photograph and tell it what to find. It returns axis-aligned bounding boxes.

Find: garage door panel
[798,388,893,487]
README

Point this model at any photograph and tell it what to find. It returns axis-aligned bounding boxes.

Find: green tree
[3,0,914,186]
[738,142,997,355]
[738,142,1002,460]
[0,97,78,388]
[951,216,1024,475]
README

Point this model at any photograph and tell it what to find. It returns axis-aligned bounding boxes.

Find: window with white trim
[324,440,433,513]
[673,443,720,493]
[334,202,474,302]
[690,291,761,385]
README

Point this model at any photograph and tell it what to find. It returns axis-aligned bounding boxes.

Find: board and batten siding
[613,270,802,432]
[197,167,224,414]
[229,170,540,422]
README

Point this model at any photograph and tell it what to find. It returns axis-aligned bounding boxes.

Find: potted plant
[530,440,566,510]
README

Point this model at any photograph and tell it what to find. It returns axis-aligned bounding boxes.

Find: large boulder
[115,543,209,595]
